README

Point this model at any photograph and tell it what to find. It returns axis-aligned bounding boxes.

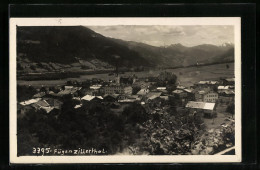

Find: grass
[17,63,234,88]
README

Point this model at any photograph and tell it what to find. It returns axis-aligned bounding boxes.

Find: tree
[132,86,141,95]
[226,103,235,117]
[122,103,147,124]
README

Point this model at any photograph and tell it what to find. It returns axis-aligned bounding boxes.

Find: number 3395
[32,147,51,155]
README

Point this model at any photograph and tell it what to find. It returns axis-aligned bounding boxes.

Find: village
[17,71,235,155]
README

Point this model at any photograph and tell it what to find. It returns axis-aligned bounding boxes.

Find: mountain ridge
[17,26,234,73]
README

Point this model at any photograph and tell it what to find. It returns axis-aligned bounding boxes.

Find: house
[218,86,235,96]
[132,81,152,89]
[220,78,235,86]
[43,98,63,110]
[56,87,82,97]
[194,88,218,103]
[185,101,216,118]
[124,86,133,95]
[158,71,175,81]
[217,86,231,94]
[31,99,56,114]
[194,80,219,89]
[100,85,132,95]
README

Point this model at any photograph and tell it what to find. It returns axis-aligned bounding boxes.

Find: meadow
[17,63,234,88]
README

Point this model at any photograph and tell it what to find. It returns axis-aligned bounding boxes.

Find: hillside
[17,26,234,74]
[17,26,151,73]
[112,39,234,67]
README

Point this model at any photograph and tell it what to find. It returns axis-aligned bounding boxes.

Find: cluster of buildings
[185,78,235,118]
[18,71,235,120]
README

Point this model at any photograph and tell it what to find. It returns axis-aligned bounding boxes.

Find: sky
[87,25,234,47]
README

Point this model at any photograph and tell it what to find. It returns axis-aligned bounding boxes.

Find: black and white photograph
[9,18,241,163]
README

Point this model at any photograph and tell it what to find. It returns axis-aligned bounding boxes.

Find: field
[17,63,234,88]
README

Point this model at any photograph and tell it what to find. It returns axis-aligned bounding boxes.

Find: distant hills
[112,39,234,67]
[17,26,234,73]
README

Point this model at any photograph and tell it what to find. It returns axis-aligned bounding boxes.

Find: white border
[9,17,241,164]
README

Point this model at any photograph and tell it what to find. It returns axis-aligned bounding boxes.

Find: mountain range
[17,26,234,73]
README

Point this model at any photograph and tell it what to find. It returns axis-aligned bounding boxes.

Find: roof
[118,99,136,103]
[183,89,192,93]
[137,88,149,95]
[74,104,82,109]
[57,87,82,96]
[81,95,95,101]
[81,95,103,101]
[218,86,229,90]
[146,92,162,100]
[173,89,184,94]
[198,90,206,95]
[41,107,55,113]
[177,85,186,89]
[157,87,166,90]
[33,92,46,98]
[64,86,74,89]
[90,85,102,90]
[223,90,235,95]
[20,98,41,106]
[185,101,215,110]
[197,81,218,85]
[225,78,235,82]
[35,100,50,107]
